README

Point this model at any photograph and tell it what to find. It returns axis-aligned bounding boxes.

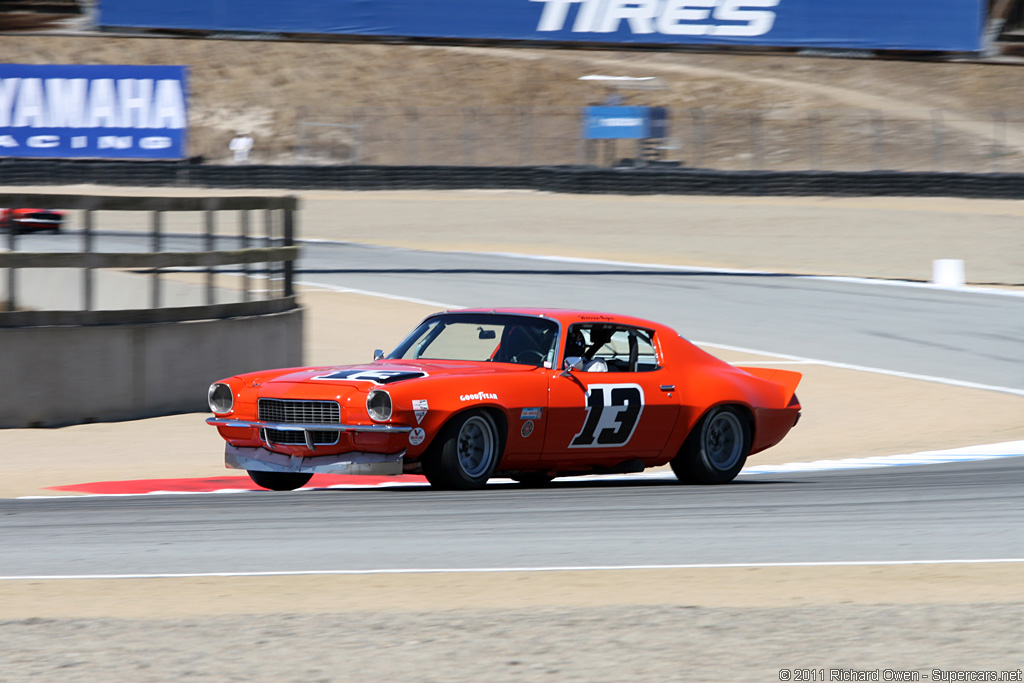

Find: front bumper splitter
[225,444,404,476]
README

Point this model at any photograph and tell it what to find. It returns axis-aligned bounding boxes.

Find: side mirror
[373,349,385,361]
[561,356,584,376]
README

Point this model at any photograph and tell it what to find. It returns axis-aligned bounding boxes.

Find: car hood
[262,361,537,389]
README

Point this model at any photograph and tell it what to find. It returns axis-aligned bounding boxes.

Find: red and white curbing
[18,440,1024,499]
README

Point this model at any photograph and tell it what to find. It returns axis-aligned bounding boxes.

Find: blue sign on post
[583,106,651,139]
[0,64,188,159]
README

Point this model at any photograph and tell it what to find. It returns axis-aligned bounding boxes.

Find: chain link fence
[294,107,1024,173]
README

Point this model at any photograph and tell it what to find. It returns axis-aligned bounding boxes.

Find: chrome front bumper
[207,416,412,434]
[225,444,404,475]
[207,416,412,451]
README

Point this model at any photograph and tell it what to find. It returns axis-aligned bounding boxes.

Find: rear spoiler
[736,367,802,404]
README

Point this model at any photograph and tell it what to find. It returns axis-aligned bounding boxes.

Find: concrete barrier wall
[0,307,303,428]
[0,191,301,427]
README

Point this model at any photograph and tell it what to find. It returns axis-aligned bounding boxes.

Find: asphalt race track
[3,457,1023,577]
[5,230,1024,580]
[295,241,1024,391]
[16,231,1024,390]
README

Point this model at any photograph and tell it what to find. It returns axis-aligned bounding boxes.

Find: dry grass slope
[2,36,1024,167]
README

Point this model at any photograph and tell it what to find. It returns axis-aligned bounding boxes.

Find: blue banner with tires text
[99,0,985,52]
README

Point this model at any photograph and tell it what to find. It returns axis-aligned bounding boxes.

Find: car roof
[438,308,672,333]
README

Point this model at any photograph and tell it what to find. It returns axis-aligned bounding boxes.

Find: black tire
[512,473,556,487]
[247,470,313,491]
[671,406,750,485]
[422,411,502,490]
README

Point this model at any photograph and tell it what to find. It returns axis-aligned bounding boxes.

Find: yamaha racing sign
[0,64,188,160]
[100,0,985,52]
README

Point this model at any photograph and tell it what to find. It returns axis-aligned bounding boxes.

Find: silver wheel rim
[457,415,497,478]
[703,410,744,471]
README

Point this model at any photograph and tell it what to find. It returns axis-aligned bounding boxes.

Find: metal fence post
[205,207,215,306]
[83,209,93,311]
[151,210,162,308]
[283,204,295,299]
[5,213,16,311]
[240,209,250,303]
[264,208,275,299]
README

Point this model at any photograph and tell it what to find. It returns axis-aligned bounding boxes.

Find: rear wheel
[247,470,313,491]
[422,411,502,490]
[671,406,750,485]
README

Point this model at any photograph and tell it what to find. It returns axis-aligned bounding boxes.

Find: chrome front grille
[259,398,340,424]
[258,398,340,446]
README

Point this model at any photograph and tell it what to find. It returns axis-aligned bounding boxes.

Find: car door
[541,324,680,464]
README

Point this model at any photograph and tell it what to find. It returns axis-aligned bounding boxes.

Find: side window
[565,324,660,372]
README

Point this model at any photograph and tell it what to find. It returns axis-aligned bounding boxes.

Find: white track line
[294,279,465,309]
[466,250,1024,298]
[342,245,1024,299]
[3,558,1023,581]
[696,341,1024,397]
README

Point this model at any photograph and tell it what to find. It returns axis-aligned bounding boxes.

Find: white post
[932,259,966,288]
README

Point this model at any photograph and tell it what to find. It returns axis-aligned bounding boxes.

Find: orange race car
[208,308,801,491]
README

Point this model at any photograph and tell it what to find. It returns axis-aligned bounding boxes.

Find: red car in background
[1,208,64,233]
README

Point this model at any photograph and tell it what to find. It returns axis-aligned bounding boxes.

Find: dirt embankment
[2,36,1024,166]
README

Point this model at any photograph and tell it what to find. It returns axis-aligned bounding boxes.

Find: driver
[565,326,609,372]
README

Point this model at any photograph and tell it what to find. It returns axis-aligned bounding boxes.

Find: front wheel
[247,470,313,491]
[422,411,502,490]
[671,406,750,485]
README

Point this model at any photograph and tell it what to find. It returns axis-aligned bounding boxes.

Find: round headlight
[208,383,233,414]
[366,389,393,422]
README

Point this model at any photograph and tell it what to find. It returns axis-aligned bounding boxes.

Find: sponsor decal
[412,399,429,424]
[531,0,779,38]
[569,383,645,448]
[314,369,427,384]
[521,420,535,438]
[521,407,543,420]
[460,392,498,402]
[408,427,426,446]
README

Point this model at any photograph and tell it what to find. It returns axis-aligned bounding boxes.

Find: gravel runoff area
[4,566,1024,682]
[2,187,1022,680]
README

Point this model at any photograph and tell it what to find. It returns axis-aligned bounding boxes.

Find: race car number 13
[570,383,645,448]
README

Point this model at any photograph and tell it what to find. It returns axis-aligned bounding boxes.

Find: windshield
[389,313,559,367]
